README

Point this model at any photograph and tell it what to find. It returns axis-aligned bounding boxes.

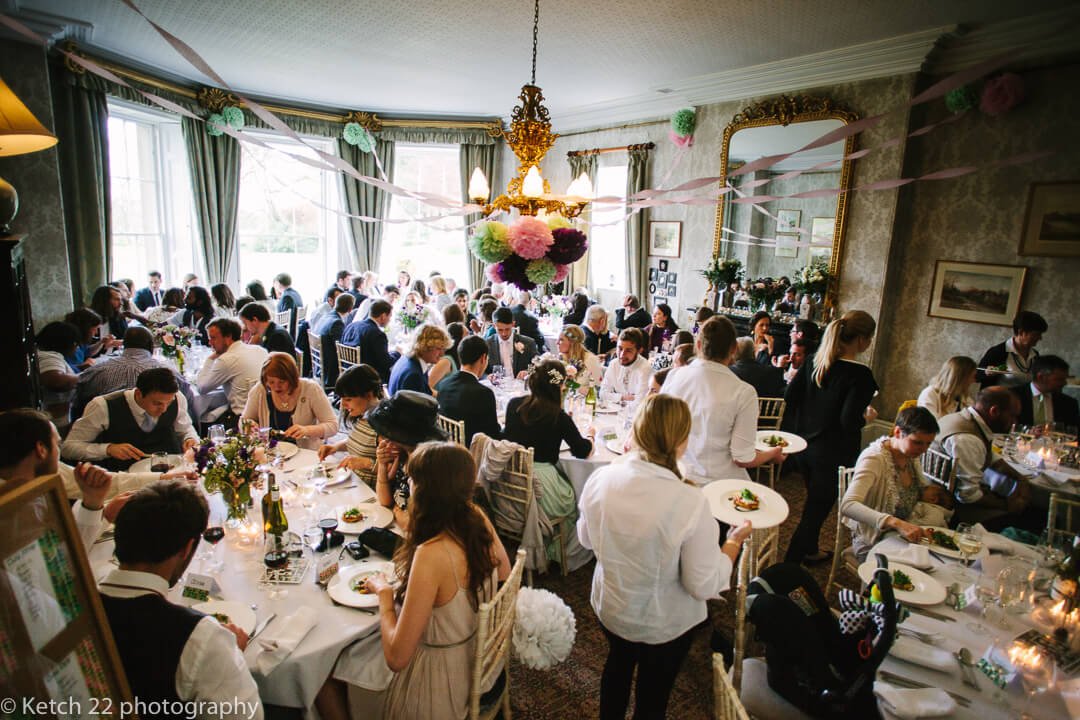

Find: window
[588,163,629,292]
[235,133,344,306]
[378,144,467,290]
[107,101,197,289]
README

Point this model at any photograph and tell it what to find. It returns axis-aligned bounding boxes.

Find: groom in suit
[485,307,538,379]
[133,271,164,311]
[1010,355,1079,428]
[436,336,501,446]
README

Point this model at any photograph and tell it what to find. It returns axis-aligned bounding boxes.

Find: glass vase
[224,489,249,528]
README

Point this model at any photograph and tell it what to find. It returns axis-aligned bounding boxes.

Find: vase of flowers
[701,258,743,288]
[541,295,571,319]
[795,261,831,299]
[747,278,783,312]
[396,304,430,333]
[194,429,270,527]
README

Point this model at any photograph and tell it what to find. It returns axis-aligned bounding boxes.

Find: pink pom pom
[980,73,1024,117]
[507,217,554,260]
[485,263,504,283]
[552,264,570,283]
[668,129,694,148]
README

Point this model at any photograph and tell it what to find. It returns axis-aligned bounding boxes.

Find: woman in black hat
[367,390,447,528]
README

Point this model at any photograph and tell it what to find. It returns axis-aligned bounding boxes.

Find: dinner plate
[920,526,990,561]
[336,503,394,535]
[594,405,619,415]
[192,600,257,635]
[701,479,789,529]
[128,454,184,473]
[327,561,396,608]
[754,431,807,454]
[857,561,946,606]
[604,438,625,455]
[270,441,299,460]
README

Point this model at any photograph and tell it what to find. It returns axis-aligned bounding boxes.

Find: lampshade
[0,76,57,157]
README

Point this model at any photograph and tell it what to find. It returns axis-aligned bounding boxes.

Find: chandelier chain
[531,0,539,85]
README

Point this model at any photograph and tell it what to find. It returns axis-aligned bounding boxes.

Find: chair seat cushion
[739,658,815,720]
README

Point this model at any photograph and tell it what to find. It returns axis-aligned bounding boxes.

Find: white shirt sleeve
[71,501,104,550]
[730,386,759,464]
[944,434,986,504]
[59,462,159,501]
[678,501,731,600]
[196,352,234,395]
[600,362,618,396]
[916,386,943,419]
[176,618,263,720]
[630,362,651,401]
[61,396,112,461]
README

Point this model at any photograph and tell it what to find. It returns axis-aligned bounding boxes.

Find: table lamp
[0,74,58,235]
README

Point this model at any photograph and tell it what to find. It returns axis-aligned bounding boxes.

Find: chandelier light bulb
[468,167,490,202]
[522,165,544,198]
[565,172,593,201]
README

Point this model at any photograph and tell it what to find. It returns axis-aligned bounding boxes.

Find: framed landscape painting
[776,210,801,233]
[648,221,682,258]
[928,260,1027,326]
[775,233,799,258]
[1018,181,1080,257]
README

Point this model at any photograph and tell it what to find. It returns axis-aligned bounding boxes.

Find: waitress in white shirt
[578,394,751,720]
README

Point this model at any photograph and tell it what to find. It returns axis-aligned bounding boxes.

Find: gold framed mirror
[711,95,858,307]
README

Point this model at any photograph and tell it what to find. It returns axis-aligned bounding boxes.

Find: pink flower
[565,365,578,378]
[507,217,554,260]
[515,342,525,354]
[980,73,1024,117]
[162,334,176,346]
[552,263,570,283]
[485,263,505,283]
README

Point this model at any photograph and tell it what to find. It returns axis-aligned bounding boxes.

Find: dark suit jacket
[389,355,429,395]
[316,314,346,389]
[583,327,616,356]
[510,304,546,348]
[435,371,501,446]
[260,322,295,355]
[1011,384,1080,429]
[731,360,786,400]
[614,307,650,330]
[341,317,397,383]
[133,287,160,311]
[485,333,538,377]
[277,288,303,313]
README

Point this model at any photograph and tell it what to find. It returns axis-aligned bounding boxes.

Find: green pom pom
[343,122,375,152]
[525,257,557,285]
[945,86,978,113]
[469,222,512,263]
[206,113,225,137]
[546,215,572,230]
[222,105,245,130]
[671,108,696,137]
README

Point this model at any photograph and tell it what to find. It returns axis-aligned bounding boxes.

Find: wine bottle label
[270,489,280,502]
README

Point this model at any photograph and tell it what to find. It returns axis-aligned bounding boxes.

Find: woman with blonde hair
[427,322,467,394]
[917,356,977,419]
[578,394,751,719]
[557,324,604,385]
[389,324,451,395]
[241,352,338,450]
[784,309,879,564]
[429,275,452,311]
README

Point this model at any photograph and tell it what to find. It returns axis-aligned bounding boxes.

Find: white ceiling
[7,0,1077,130]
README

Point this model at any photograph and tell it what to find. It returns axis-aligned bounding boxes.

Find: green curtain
[338,139,395,273]
[625,146,652,299]
[567,154,598,290]
[459,143,499,290]
[50,66,111,306]
[181,117,240,284]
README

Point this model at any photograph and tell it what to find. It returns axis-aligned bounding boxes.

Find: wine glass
[295,471,318,510]
[1011,644,1055,720]
[954,523,981,583]
[967,579,1000,635]
[201,525,225,574]
[208,424,226,444]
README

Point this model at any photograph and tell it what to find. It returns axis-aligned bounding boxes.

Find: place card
[180,573,222,603]
[316,555,339,587]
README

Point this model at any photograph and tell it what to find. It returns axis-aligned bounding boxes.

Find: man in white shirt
[600,328,652,404]
[99,481,262,720]
[196,318,268,425]
[484,307,538,379]
[63,368,199,471]
[662,316,782,484]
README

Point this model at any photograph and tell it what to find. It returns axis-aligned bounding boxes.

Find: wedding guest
[429,275,452,311]
[783,337,810,384]
[308,287,343,331]
[503,359,594,571]
[673,330,694,348]
[775,287,799,314]
[649,368,670,394]
[578,394,752,720]
[246,279,270,303]
[237,302,295,355]
[435,335,501,446]
[917,356,977,419]
[664,317,782,484]
[65,307,104,370]
[773,320,818,371]
[840,407,953,561]
[643,303,679,354]
[583,305,617,358]
[354,284,399,323]
[564,291,590,327]
[145,287,185,325]
[397,269,412,292]
[329,269,352,295]
[364,442,510,720]
[37,321,82,433]
[977,310,1046,387]
[349,275,368,306]
[441,302,465,328]
[410,279,429,304]
[783,310,879,564]
[453,288,476,328]
[196,318,268,427]
[99,481,263,719]
[691,306,714,334]
[389,324,451,396]
[476,298,500,339]
[557,325,604,385]
[273,272,304,313]
[510,291,546,348]
[672,343,695,369]
[428,322,467,393]
[182,273,200,288]
[91,284,128,342]
[210,283,236,317]
[614,294,650,330]
[600,328,652,404]
[63,367,200,471]
[485,307,538,379]
[730,337,785,399]
[1011,355,1078,429]
[341,299,397,383]
[169,286,216,344]
[750,311,774,363]
[315,292,356,390]
[318,364,385,486]
[241,353,336,451]
[133,270,164,311]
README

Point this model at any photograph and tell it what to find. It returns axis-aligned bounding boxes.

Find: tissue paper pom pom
[980,74,1025,116]
[485,263,504,284]
[944,86,978,113]
[206,113,226,137]
[668,129,694,148]
[547,228,588,264]
[546,215,572,231]
[671,108,696,137]
[469,222,512,263]
[497,254,535,291]
[343,122,376,152]
[513,587,575,670]
[507,217,554,260]
[525,258,557,285]
[222,105,245,130]
[552,263,570,283]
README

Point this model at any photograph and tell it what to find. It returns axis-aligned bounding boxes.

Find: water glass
[208,424,226,444]
[998,561,1033,614]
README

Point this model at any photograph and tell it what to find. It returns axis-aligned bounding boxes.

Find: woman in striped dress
[317,363,384,487]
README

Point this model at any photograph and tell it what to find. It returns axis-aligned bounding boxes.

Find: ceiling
[6,0,1077,130]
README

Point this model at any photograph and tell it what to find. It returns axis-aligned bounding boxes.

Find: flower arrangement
[513,587,576,670]
[747,278,784,311]
[471,216,588,292]
[396,304,430,332]
[541,295,571,318]
[795,261,831,298]
[700,257,743,288]
[154,324,196,358]
[195,430,271,523]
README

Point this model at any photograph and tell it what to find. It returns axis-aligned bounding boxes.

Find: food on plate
[350,572,384,594]
[342,508,365,524]
[930,529,959,551]
[210,612,231,624]
[993,363,1008,372]
[763,435,789,448]
[731,488,760,512]
[891,570,915,592]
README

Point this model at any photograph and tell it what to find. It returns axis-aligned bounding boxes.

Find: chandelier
[468,0,592,219]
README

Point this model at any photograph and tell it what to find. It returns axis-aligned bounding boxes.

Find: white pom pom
[512,587,575,670]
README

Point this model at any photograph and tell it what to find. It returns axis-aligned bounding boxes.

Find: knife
[249,612,276,640]
[879,671,971,707]
[904,605,955,622]
[927,549,949,564]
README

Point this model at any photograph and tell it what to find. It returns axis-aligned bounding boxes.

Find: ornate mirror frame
[711,94,859,306]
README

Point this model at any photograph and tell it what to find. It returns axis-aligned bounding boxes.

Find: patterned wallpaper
[0,42,73,324]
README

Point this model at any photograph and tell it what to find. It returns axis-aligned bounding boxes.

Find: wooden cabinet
[0,235,42,411]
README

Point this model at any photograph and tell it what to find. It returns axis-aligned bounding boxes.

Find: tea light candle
[235,517,260,548]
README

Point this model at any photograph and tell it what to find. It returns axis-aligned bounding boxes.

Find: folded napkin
[1044,468,1080,485]
[254,606,318,675]
[971,523,1025,555]
[880,544,933,570]
[874,683,955,719]
[1004,458,1037,478]
[887,636,954,673]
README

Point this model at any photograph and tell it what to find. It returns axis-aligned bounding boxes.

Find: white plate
[192,600,257,634]
[920,527,990,561]
[327,561,395,608]
[857,561,946,606]
[594,405,619,415]
[604,438,625,455]
[336,503,394,534]
[702,480,790,529]
[128,454,184,473]
[271,441,299,459]
[755,431,807,454]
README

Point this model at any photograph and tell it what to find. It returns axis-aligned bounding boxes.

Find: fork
[898,626,943,645]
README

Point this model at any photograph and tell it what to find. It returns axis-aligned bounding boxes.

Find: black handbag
[359,527,401,558]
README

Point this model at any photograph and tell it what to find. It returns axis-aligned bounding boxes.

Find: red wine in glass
[151,462,171,472]
[264,549,289,569]
[202,527,225,545]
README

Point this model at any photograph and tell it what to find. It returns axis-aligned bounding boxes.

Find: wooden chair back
[274,308,294,338]
[731,524,780,691]
[713,653,751,720]
[921,447,956,493]
[825,466,859,600]
[336,341,361,379]
[307,330,323,382]
[469,548,527,720]
[437,414,466,446]
[757,397,786,430]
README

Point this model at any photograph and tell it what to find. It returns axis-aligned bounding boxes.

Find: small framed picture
[775,233,799,258]
[667,272,677,284]
[667,283,677,296]
[658,259,669,272]
[1018,181,1080,256]
[654,295,668,308]
[777,209,801,233]
[649,267,658,281]
[656,272,667,286]
[927,260,1027,326]
[649,221,682,258]
[648,282,657,295]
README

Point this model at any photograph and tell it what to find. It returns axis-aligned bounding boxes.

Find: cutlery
[955,648,981,691]
[249,612,276,641]
[898,626,942,645]
[927,549,949,564]
[879,671,971,707]
[904,605,955,622]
